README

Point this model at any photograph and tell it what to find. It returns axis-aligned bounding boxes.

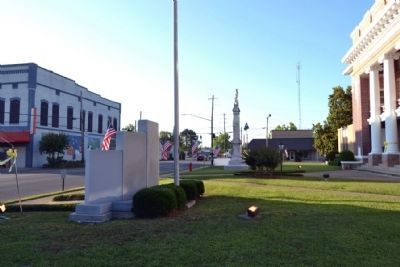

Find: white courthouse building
[0,63,121,167]
[341,0,400,168]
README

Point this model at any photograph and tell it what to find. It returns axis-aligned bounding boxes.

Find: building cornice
[342,0,400,66]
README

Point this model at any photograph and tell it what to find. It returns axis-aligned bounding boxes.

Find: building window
[40,101,49,126]
[107,116,112,128]
[108,106,111,111]
[88,112,93,132]
[0,98,4,124]
[9,98,20,124]
[55,90,60,96]
[93,101,96,106]
[12,83,18,89]
[67,106,74,130]
[0,83,2,89]
[98,115,103,133]
[80,110,86,131]
[113,118,118,130]
[52,103,59,128]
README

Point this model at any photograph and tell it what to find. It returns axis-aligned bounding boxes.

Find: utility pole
[80,91,85,163]
[223,113,226,154]
[266,114,271,148]
[173,0,180,186]
[209,95,215,166]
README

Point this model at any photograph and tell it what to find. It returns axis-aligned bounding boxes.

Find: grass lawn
[282,161,341,172]
[3,172,400,266]
[182,162,340,179]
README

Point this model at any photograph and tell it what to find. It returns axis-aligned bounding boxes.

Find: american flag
[101,126,117,151]
[213,146,221,157]
[161,141,173,160]
[191,142,199,156]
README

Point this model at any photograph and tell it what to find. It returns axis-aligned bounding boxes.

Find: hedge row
[133,179,205,218]
[53,193,85,202]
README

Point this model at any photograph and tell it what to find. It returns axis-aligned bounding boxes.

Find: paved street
[0,160,209,202]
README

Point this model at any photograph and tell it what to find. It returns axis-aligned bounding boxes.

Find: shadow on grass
[1,194,400,266]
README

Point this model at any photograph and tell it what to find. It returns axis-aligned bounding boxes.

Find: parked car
[197,153,206,161]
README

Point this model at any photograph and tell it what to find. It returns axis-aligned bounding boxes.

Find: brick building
[0,63,121,167]
[248,130,321,161]
[341,0,400,167]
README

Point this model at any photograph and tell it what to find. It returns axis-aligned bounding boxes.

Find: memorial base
[368,153,382,166]
[382,153,400,167]
[70,200,134,223]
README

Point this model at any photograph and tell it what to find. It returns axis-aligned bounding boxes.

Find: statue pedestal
[224,163,248,171]
[224,90,248,171]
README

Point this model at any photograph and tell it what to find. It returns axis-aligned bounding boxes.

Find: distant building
[0,63,121,167]
[341,0,400,167]
[248,130,321,161]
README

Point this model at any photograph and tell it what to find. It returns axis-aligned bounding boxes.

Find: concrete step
[356,165,400,176]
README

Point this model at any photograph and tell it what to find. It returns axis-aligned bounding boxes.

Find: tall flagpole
[173,0,180,186]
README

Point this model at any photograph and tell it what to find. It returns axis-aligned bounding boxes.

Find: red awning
[0,131,30,144]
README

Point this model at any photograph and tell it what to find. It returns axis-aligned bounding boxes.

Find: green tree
[214,133,231,154]
[313,122,337,156]
[39,133,69,166]
[313,86,352,156]
[274,122,298,131]
[159,131,173,143]
[122,124,136,132]
[327,86,352,130]
[180,129,198,153]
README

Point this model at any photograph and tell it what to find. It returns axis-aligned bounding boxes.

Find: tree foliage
[313,86,352,156]
[313,122,337,156]
[39,133,69,166]
[327,86,352,130]
[274,122,297,131]
[159,131,173,143]
[213,133,232,154]
[180,129,198,152]
[122,124,136,132]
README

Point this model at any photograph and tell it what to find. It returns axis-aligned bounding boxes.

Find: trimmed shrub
[179,180,198,200]
[162,184,187,209]
[133,187,177,218]
[192,180,205,195]
[243,148,280,173]
[326,151,337,162]
[338,150,355,162]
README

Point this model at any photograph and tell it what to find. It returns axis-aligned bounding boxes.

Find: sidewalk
[305,169,400,182]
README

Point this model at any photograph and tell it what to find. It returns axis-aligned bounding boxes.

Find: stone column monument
[69,120,159,223]
[225,89,248,170]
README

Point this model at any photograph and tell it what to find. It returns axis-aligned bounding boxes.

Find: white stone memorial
[69,120,159,223]
[225,89,248,171]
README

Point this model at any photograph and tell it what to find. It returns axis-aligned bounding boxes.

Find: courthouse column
[368,65,383,165]
[382,53,400,166]
[369,65,382,153]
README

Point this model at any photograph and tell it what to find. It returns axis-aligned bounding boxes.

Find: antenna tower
[296,62,302,129]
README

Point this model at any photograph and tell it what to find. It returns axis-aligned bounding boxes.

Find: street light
[278,143,284,175]
[266,114,271,148]
[244,122,249,148]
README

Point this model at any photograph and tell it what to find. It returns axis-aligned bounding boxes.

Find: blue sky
[0,0,374,146]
